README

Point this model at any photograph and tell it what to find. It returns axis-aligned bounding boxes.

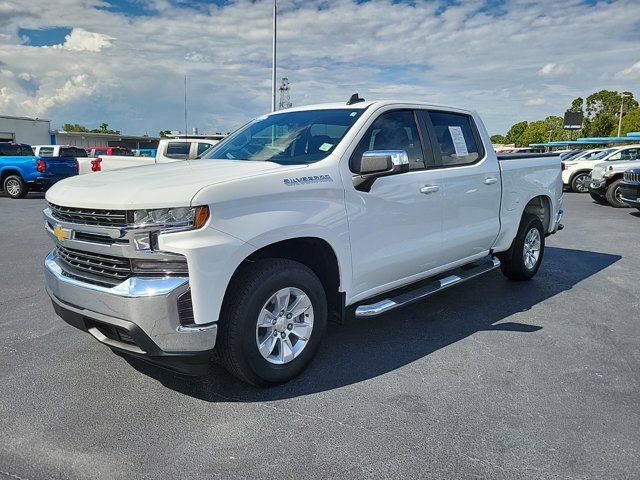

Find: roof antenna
[347,93,365,105]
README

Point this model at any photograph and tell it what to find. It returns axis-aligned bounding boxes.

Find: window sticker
[319,142,333,152]
[448,126,469,156]
[350,111,358,117]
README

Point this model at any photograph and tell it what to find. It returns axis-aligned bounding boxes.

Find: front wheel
[570,172,591,193]
[217,258,327,386]
[3,175,28,199]
[498,213,545,281]
[605,179,628,208]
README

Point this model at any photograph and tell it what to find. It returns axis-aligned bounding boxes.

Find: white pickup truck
[78,138,220,174]
[43,99,563,385]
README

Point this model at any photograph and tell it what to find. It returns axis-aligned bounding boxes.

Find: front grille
[55,245,132,282]
[623,171,640,184]
[49,203,129,227]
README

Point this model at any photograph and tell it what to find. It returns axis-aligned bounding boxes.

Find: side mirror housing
[351,150,410,191]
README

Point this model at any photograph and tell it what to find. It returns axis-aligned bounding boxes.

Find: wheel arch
[224,236,344,321]
[523,195,552,233]
[1,168,23,184]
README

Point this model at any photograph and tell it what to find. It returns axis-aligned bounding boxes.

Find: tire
[605,179,628,208]
[589,191,607,204]
[497,213,545,281]
[3,175,28,199]
[217,258,327,386]
[570,172,591,193]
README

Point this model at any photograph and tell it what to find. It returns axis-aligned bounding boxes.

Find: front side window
[203,109,364,165]
[60,147,87,157]
[429,111,482,166]
[197,142,214,156]
[352,110,425,171]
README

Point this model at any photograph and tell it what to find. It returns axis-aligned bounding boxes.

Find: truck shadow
[123,246,620,400]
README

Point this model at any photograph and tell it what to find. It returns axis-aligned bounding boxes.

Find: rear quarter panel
[493,155,563,252]
[0,156,38,182]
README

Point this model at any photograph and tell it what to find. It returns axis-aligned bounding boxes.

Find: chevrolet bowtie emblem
[53,225,72,242]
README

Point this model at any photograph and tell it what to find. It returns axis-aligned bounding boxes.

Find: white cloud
[538,63,571,77]
[0,0,638,135]
[615,60,640,80]
[56,28,114,52]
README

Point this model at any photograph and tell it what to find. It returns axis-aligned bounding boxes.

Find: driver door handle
[420,185,440,194]
[484,177,498,185]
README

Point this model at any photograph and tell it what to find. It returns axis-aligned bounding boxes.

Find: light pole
[271,0,277,112]
[617,92,630,137]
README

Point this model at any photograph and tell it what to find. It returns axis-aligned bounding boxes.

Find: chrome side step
[354,257,501,318]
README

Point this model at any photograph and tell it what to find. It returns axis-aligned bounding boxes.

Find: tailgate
[43,157,78,177]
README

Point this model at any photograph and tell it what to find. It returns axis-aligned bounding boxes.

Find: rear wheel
[605,179,628,208]
[3,175,28,199]
[498,213,545,281]
[589,191,607,204]
[570,172,591,193]
[217,258,327,386]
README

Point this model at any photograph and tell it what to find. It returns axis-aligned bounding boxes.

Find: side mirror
[352,150,410,191]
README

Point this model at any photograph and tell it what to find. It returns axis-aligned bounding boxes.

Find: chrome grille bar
[49,203,128,227]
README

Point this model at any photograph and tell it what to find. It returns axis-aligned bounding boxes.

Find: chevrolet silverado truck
[1,142,78,199]
[588,145,640,207]
[79,139,220,174]
[43,99,563,385]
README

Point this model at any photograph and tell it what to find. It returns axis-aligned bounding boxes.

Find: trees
[505,121,528,144]
[490,134,507,144]
[159,130,172,138]
[611,107,640,136]
[61,122,120,134]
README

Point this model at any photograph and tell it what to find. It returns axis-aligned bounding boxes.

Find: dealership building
[0,114,160,149]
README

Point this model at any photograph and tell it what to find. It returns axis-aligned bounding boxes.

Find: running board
[354,257,501,318]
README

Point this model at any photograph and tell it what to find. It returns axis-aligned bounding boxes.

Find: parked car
[79,139,220,174]
[619,168,640,210]
[0,142,77,199]
[33,145,89,159]
[588,145,640,207]
[86,146,133,157]
[561,148,614,193]
[43,99,563,385]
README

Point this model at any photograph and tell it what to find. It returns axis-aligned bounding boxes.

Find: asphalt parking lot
[1,192,639,479]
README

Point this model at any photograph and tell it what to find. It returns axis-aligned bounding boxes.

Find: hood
[46,159,297,209]
[602,160,640,172]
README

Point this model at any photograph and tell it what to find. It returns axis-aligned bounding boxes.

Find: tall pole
[271,0,277,112]
[617,93,627,138]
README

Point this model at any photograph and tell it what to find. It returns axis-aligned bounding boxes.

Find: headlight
[131,205,209,230]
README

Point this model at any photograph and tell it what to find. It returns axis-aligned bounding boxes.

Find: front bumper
[620,183,640,208]
[588,179,607,196]
[44,252,217,375]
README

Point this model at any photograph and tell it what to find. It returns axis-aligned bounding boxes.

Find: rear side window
[428,111,483,167]
[353,110,426,171]
[39,147,54,157]
[60,147,87,157]
[166,142,191,159]
[20,145,34,156]
[94,149,107,155]
[0,144,32,156]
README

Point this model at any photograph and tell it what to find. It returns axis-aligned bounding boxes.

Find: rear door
[345,109,444,298]
[420,110,501,265]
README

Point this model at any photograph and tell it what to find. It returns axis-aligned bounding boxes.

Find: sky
[0,0,639,136]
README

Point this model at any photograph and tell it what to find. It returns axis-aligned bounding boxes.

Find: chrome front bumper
[45,252,217,369]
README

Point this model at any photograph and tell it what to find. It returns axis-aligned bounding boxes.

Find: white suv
[561,148,615,193]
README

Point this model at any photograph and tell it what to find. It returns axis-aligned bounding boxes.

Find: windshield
[591,148,615,160]
[202,109,364,165]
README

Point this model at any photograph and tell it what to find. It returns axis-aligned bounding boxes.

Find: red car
[86,146,132,156]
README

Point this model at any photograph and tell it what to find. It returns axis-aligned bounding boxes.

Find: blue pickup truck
[0,142,78,199]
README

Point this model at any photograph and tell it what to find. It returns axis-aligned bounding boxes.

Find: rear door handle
[420,185,440,194]
[484,177,498,185]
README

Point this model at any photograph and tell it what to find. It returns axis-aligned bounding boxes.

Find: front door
[344,109,444,300]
